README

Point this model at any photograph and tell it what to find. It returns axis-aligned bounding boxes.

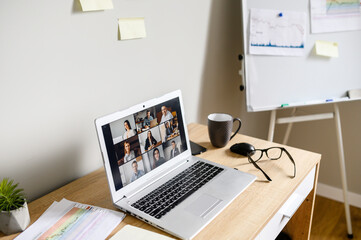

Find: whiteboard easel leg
[268,110,276,142]
[282,108,296,145]
[334,103,353,238]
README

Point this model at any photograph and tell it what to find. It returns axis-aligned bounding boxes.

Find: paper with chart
[249,9,307,56]
[310,0,361,33]
[15,199,125,240]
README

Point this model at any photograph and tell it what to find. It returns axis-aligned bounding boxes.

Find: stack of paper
[15,198,125,240]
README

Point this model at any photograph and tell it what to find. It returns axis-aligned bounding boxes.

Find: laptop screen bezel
[95,90,191,202]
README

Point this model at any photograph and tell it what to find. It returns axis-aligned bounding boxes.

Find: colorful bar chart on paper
[326,0,360,14]
[310,0,361,33]
[14,199,126,240]
[38,205,108,240]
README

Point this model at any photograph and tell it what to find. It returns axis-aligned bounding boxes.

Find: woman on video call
[152,148,166,168]
[123,120,136,140]
[145,130,157,151]
[123,141,135,163]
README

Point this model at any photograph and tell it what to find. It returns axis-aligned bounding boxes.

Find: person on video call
[160,106,173,123]
[170,140,180,158]
[123,141,135,163]
[123,120,136,140]
[130,161,145,182]
[153,148,166,168]
[145,130,157,151]
[164,121,174,141]
[171,118,178,130]
[143,110,154,128]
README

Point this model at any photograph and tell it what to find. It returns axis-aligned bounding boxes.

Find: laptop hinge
[124,159,190,200]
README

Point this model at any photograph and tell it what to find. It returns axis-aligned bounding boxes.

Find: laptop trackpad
[185,194,222,218]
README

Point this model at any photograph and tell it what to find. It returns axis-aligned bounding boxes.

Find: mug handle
[230,118,242,140]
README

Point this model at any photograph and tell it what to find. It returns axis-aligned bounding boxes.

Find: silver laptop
[95,90,256,240]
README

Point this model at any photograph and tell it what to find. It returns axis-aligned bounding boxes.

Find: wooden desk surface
[1,123,320,240]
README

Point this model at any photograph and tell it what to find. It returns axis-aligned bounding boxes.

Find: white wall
[1,0,360,202]
[0,0,212,200]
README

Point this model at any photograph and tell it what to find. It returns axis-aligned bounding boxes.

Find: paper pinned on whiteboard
[118,18,146,40]
[79,0,114,11]
[315,40,339,57]
[249,8,307,57]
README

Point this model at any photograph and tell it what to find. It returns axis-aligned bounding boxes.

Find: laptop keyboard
[131,161,224,219]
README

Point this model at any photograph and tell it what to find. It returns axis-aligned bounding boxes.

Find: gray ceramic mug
[208,113,242,148]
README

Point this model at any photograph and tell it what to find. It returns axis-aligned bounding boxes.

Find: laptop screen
[100,97,188,191]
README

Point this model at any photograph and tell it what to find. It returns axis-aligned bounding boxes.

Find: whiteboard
[241,0,361,112]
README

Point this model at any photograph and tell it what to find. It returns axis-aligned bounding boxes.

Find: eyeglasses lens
[250,150,262,161]
[267,148,282,160]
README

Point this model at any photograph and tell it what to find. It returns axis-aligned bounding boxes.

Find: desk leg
[283,163,320,240]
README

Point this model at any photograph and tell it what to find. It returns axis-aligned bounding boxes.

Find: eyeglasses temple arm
[248,156,272,181]
[283,148,296,178]
[258,165,272,181]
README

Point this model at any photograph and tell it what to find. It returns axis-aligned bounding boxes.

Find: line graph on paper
[326,0,360,14]
[249,9,306,56]
[310,0,361,33]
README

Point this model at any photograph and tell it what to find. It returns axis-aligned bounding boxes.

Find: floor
[310,195,361,240]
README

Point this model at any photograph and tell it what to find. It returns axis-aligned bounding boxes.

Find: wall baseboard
[316,182,361,209]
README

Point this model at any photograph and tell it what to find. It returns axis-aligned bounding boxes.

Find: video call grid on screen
[102,97,187,190]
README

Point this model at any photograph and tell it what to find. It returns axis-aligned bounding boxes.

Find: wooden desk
[0,123,320,240]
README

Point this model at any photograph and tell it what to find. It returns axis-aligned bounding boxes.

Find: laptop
[149,118,158,128]
[95,90,256,240]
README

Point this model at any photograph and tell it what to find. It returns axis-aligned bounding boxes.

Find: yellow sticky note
[315,40,339,58]
[118,18,146,40]
[79,0,113,11]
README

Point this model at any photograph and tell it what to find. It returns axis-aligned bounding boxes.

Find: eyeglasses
[247,147,296,181]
